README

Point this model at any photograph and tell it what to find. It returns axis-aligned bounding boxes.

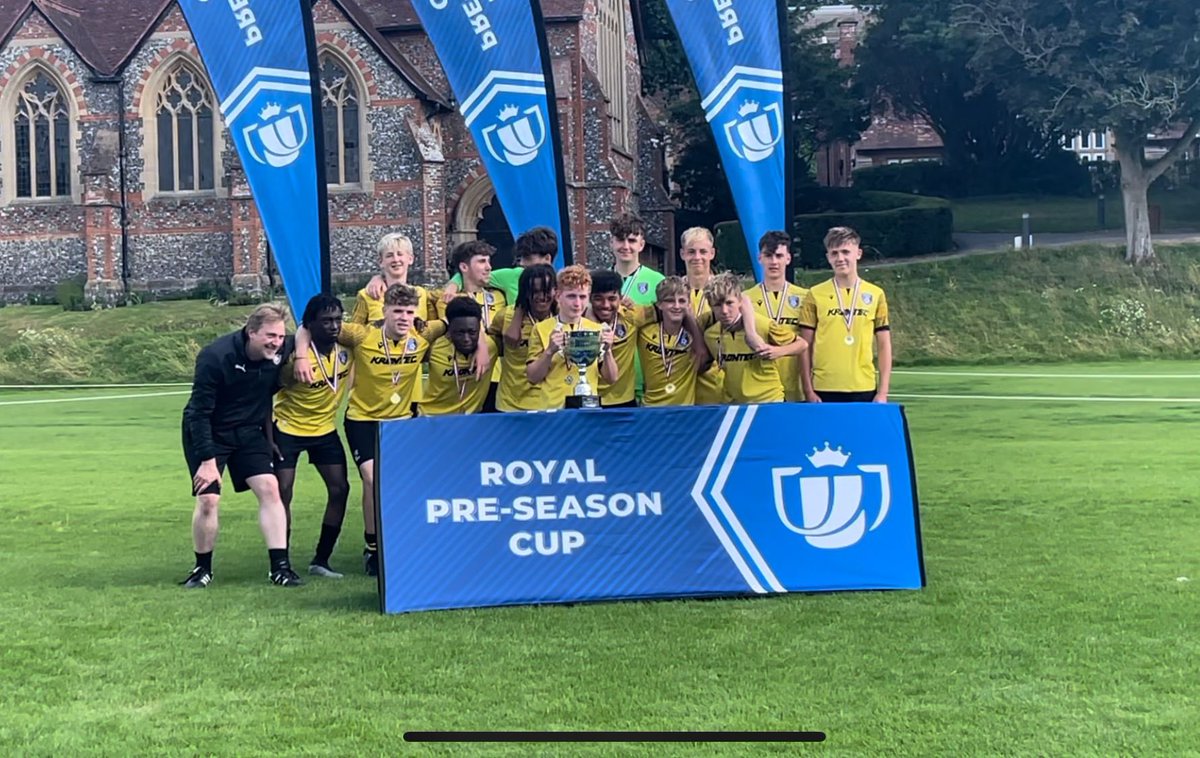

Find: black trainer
[269,566,305,587]
[180,566,213,589]
[364,549,378,577]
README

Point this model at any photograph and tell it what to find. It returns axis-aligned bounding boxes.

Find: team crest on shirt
[789,295,801,308]
[861,293,873,305]
[271,354,281,365]
[407,338,418,351]
[338,350,349,365]
[638,282,649,294]
[485,292,495,305]
[678,331,691,348]
[615,323,627,339]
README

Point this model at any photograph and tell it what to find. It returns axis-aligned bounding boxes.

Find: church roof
[0,0,470,107]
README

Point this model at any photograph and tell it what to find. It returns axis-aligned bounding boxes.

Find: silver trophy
[564,329,602,409]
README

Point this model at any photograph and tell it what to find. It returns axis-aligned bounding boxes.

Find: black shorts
[601,398,638,409]
[817,390,877,403]
[273,425,347,469]
[480,382,499,414]
[182,423,274,496]
[343,418,379,467]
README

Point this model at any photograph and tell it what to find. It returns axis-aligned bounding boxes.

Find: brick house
[0,0,673,303]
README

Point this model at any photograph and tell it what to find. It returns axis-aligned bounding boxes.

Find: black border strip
[529,0,575,266]
[299,0,332,293]
[898,405,927,587]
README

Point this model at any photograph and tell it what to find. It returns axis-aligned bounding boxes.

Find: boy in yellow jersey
[677,226,727,404]
[295,284,430,576]
[589,269,640,408]
[799,226,892,403]
[745,230,810,402]
[354,233,435,407]
[526,265,618,409]
[419,297,498,416]
[269,294,352,578]
[438,240,507,412]
[703,272,807,404]
[636,277,709,406]
[491,264,556,412]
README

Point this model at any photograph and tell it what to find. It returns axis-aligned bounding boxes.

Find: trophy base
[565,394,600,410]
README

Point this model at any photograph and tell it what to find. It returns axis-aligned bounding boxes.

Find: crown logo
[807,442,850,468]
[738,100,760,118]
[498,104,519,121]
[258,102,281,121]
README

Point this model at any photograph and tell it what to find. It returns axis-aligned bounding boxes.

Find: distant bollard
[1097,194,1106,228]
[1021,212,1032,248]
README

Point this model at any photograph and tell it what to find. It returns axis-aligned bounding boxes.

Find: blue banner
[378,404,924,613]
[663,1,788,280]
[179,0,327,316]
[411,0,570,266]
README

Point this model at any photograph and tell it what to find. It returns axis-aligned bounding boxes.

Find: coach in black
[179,303,303,588]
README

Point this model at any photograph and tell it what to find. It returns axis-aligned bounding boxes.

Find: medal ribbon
[620,266,642,297]
[760,283,784,323]
[658,325,685,378]
[312,347,340,395]
[450,350,469,400]
[379,330,411,387]
[833,279,862,339]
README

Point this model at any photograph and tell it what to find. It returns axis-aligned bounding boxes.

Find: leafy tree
[855,0,1084,196]
[956,0,1200,262]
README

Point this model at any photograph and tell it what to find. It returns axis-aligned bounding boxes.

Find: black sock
[195,551,213,572]
[364,532,377,554]
[268,548,290,572]
[313,523,342,564]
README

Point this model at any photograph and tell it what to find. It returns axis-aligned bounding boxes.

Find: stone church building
[0,0,673,302]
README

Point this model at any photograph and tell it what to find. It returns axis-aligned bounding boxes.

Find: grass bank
[803,243,1200,365]
[2,244,1199,383]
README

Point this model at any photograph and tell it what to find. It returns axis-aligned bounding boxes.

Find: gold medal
[665,382,677,395]
[390,392,401,405]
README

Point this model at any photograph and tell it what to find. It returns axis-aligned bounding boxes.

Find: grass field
[3,362,1199,754]
[950,186,1200,234]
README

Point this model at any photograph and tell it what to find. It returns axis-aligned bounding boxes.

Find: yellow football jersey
[637,319,699,406]
[339,322,430,421]
[703,312,794,404]
[800,279,889,393]
[350,284,433,402]
[438,287,506,383]
[597,305,654,406]
[490,306,550,412]
[274,346,352,436]
[419,335,498,416]
[690,287,727,404]
[745,282,809,402]
[527,317,605,409]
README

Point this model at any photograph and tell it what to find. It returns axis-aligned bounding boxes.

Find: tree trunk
[1115,146,1154,264]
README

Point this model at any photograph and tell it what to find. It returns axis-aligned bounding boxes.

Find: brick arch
[446,165,489,216]
[131,39,204,113]
[1,52,88,117]
[316,32,381,102]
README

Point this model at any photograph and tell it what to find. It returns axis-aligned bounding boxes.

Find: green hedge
[714,191,954,271]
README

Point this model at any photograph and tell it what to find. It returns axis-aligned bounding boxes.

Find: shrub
[55,275,87,312]
[714,191,954,271]
[854,153,1093,198]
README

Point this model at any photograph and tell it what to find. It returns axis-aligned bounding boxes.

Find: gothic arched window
[12,70,71,198]
[596,0,630,150]
[155,62,216,193]
[319,53,361,185]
